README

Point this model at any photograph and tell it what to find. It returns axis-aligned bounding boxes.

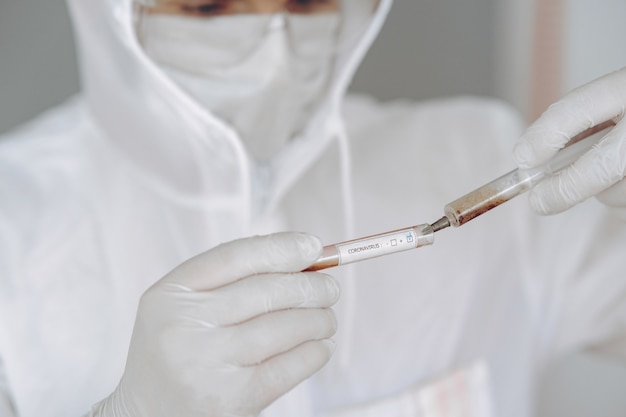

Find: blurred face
[145,0,340,16]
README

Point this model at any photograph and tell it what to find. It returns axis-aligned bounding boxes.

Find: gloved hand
[88,232,339,417]
[513,66,626,215]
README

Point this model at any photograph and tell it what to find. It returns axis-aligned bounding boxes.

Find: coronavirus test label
[335,228,421,265]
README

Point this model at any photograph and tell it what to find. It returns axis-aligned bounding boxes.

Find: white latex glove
[513,67,626,215]
[88,232,339,417]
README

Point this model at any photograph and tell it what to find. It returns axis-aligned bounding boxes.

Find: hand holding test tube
[441,120,616,228]
[307,120,615,271]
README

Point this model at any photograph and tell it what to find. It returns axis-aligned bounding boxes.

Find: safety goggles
[134,0,378,65]
[136,0,342,16]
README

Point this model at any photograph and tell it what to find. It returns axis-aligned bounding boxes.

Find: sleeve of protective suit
[522,195,626,363]
[86,232,339,417]
[0,167,17,417]
[0,358,16,417]
[513,66,626,217]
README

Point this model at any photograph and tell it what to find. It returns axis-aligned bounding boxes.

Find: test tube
[306,121,614,271]
[444,120,615,227]
[305,224,434,271]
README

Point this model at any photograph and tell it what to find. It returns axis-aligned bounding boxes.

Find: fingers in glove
[252,339,336,410]
[528,121,626,214]
[158,272,340,327]
[140,308,336,384]
[515,68,626,168]
[223,308,337,366]
[166,232,323,290]
[597,178,626,208]
[174,272,340,326]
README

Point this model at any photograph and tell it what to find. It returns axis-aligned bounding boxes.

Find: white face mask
[138,13,340,161]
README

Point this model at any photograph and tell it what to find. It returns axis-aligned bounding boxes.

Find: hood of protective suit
[64,0,392,230]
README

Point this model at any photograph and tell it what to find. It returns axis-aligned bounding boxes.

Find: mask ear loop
[267,12,289,30]
[333,0,378,56]
[132,2,160,46]
[132,3,146,43]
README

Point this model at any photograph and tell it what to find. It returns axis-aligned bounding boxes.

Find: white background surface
[1,1,626,416]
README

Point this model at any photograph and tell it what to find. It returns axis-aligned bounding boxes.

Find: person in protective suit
[1,1,626,416]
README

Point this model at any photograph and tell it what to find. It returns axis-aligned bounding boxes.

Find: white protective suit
[1,1,626,417]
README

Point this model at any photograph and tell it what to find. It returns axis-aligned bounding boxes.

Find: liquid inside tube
[444,168,541,227]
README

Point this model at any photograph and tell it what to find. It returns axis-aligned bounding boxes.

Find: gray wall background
[2,1,626,416]
[0,0,79,134]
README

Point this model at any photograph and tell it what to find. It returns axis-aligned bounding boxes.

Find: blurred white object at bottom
[324,362,493,417]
